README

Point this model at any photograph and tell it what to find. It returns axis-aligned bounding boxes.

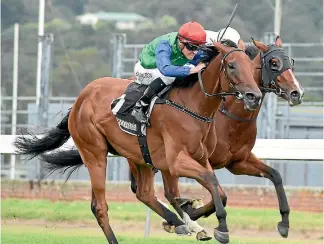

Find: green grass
[1,199,323,232]
[2,225,323,244]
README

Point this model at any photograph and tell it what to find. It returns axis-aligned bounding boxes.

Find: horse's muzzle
[243,92,262,110]
[289,90,304,106]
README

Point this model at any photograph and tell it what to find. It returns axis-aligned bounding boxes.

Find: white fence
[1,135,323,160]
[1,135,323,181]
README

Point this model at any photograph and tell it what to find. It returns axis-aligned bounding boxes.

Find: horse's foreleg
[128,159,138,194]
[129,163,191,236]
[180,183,227,221]
[217,185,228,208]
[161,171,212,241]
[226,152,290,238]
[90,189,97,217]
[169,151,229,244]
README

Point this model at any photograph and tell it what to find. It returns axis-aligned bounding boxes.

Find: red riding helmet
[178,21,206,45]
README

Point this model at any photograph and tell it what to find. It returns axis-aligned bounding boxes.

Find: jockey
[132,21,207,123]
[205,27,242,47]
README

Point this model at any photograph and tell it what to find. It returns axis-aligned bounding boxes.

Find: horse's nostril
[246,92,256,101]
[290,90,300,100]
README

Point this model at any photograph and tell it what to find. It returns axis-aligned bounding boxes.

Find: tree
[158,15,178,28]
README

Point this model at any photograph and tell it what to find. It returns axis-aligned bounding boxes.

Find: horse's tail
[14,111,71,159]
[39,149,83,180]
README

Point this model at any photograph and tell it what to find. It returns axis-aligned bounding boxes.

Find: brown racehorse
[14,41,262,244]
[129,36,304,240]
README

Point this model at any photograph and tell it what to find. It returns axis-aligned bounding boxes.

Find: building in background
[76,12,148,30]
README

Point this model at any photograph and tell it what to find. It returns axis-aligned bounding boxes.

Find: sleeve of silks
[155,40,191,77]
[188,50,204,66]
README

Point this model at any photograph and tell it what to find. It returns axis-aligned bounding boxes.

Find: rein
[165,100,216,123]
[198,48,245,100]
[219,103,257,122]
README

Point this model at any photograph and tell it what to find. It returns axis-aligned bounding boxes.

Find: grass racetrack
[2,199,323,244]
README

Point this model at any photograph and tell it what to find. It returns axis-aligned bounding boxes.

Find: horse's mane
[173,39,240,88]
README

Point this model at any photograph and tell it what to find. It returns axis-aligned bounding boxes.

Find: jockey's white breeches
[134,61,176,86]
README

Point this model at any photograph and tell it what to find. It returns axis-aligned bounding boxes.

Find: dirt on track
[2,218,323,242]
[1,181,323,213]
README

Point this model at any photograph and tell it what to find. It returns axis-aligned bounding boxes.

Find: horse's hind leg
[72,128,118,243]
[84,150,118,243]
[130,163,191,236]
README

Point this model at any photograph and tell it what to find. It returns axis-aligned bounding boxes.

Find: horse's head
[252,37,304,106]
[213,41,262,110]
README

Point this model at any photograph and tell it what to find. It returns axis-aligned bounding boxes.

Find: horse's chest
[228,124,255,153]
[230,127,256,161]
[187,126,214,161]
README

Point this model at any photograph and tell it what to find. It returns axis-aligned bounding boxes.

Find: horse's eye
[269,59,281,71]
[228,62,235,70]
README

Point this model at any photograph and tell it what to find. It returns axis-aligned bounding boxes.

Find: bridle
[259,44,295,95]
[198,48,246,100]
[219,44,295,122]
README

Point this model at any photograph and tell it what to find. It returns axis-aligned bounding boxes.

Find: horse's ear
[251,37,267,52]
[213,41,228,53]
[275,36,283,47]
[238,39,245,50]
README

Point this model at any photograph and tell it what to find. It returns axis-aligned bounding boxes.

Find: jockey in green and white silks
[132,21,242,123]
[131,21,207,123]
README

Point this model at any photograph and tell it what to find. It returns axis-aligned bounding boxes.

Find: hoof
[196,230,212,241]
[277,222,289,238]
[175,224,192,236]
[162,221,175,233]
[214,228,229,244]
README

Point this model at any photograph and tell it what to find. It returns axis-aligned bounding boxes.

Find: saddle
[111,82,170,136]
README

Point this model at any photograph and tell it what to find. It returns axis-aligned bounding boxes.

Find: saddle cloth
[111,82,169,136]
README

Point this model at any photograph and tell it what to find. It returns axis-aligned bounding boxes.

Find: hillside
[1,0,322,97]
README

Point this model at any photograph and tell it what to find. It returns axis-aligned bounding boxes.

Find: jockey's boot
[132,77,166,123]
